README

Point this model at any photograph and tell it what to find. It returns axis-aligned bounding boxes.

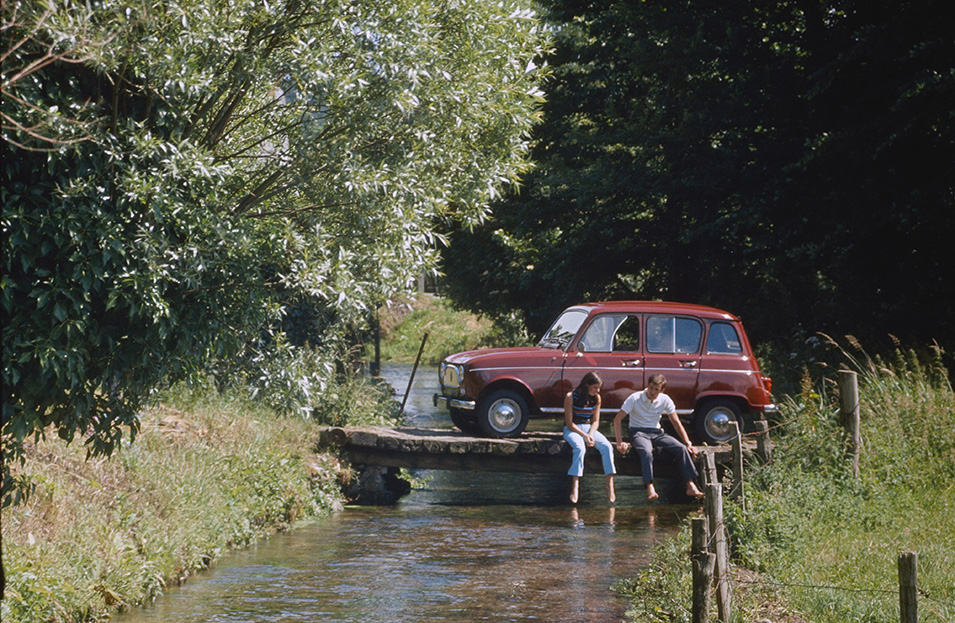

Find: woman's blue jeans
[563,424,616,477]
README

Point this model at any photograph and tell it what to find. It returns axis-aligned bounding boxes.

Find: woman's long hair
[575,371,602,395]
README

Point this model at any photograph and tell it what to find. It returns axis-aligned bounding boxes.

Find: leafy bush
[2,0,549,505]
[613,524,694,623]
[307,374,401,427]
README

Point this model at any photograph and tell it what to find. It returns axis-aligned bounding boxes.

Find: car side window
[578,315,616,352]
[706,322,743,354]
[612,315,640,352]
[647,316,702,353]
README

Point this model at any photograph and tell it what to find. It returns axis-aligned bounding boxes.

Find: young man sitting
[613,374,705,501]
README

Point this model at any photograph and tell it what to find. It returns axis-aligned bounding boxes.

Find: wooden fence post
[899,551,918,623]
[702,451,719,488]
[691,516,714,623]
[705,483,732,623]
[754,420,772,464]
[728,421,745,512]
[838,369,861,478]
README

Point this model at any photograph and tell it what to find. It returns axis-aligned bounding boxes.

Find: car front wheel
[449,407,482,435]
[477,390,530,438]
[694,399,742,444]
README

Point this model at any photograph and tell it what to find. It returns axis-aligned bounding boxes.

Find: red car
[433,301,775,443]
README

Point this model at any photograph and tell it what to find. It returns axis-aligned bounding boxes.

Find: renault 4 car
[433,301,776,443]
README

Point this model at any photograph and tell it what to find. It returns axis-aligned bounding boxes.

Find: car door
[563,313,645,412]
[533,349,580,414]
[642,314,703,414]
[697,320,757,399]
[531,307,592,414]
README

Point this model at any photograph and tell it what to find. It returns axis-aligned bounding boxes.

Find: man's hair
[648,373,667,387]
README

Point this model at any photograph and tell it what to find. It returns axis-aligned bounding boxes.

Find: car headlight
[440,362,464,392]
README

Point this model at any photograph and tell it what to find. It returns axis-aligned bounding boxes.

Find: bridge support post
[342,465,412,505]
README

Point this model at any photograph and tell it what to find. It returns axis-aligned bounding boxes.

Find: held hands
[584,435,595,447]
[615,441,629,454]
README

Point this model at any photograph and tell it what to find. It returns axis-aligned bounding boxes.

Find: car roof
[568,300,741,321]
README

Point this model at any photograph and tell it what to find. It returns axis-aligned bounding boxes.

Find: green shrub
[613,523,694,623]
[308,373,401,427]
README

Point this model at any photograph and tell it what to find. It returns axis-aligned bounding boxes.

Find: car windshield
[538,309,589,349]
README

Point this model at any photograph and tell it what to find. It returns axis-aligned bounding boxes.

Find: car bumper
[433,394,477,410]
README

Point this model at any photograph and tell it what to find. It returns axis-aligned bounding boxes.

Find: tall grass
[618,340,955,622]
[1,376,399,623]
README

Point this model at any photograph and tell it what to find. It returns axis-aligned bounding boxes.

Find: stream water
[114,364,692,623]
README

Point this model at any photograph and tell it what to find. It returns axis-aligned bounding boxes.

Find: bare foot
[606,476,616,504]
[646,483,659,501]
[686,482,705,500]
[570,477,579,504]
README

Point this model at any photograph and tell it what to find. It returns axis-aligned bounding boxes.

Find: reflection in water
[115,366,693,622]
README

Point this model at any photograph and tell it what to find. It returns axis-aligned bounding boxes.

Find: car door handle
[622,359,641,367]
[680,360,698,368]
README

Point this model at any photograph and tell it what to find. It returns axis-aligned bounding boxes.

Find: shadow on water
[115,365,695,623]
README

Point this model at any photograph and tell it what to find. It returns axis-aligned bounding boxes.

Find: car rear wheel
[477,390,530,438]
[449,407,482,435]
[694,399,742,444]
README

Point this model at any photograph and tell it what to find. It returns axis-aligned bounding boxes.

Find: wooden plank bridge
[317,426,749,478]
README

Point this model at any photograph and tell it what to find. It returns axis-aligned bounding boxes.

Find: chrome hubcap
[707,409,732,439]
[488,399,520,432]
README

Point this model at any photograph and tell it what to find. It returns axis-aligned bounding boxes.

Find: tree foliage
[1,0,549,501]
[441,0,954,354]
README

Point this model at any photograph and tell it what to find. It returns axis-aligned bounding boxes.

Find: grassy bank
[1,378,398,623]
[371,295,530,364]
[617,342,955,622]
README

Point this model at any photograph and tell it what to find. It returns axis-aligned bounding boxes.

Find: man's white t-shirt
[621,390,676,430]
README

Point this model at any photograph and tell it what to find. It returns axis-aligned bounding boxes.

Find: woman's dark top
[571,390,597,425]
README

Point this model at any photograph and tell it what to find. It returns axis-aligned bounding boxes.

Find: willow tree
[1,0,549,501]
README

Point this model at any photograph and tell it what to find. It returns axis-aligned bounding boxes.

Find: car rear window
[646,316,702,354]
[705,322,743,354]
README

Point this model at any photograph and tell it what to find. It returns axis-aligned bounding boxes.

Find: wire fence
[691,415,954,623]
[696,501,953,622]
